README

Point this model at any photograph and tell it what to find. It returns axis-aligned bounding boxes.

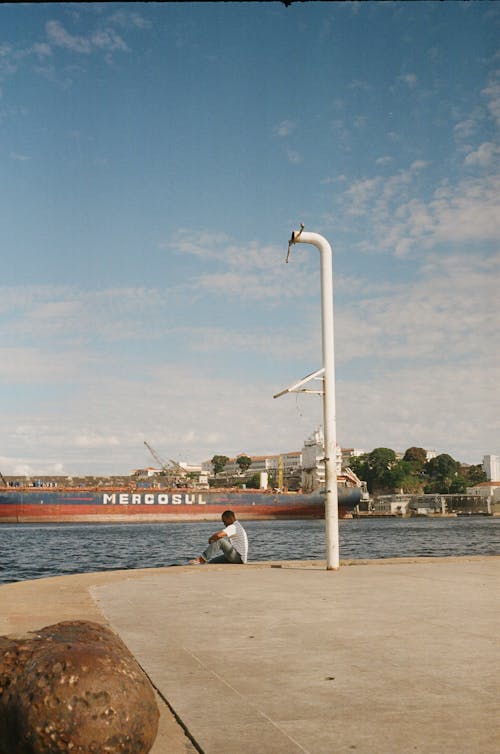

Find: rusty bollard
[0,620,159,754]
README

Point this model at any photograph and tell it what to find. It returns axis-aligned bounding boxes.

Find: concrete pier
[1,556,499,754]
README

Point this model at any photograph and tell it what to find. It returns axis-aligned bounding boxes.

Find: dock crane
[143,442,186,481]
[167,457,188,475]
[0,470,7,486]
[144,441,169,473]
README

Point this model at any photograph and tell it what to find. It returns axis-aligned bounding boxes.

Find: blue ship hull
[0,486,361,523]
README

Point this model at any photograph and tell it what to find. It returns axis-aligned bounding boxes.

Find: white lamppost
[278,226,340,570]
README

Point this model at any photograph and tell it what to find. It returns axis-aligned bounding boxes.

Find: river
[1,516,498,584]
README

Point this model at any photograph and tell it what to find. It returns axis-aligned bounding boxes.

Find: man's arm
[208,529,228,544]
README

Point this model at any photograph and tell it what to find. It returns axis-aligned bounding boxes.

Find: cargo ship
[0,484,361,523]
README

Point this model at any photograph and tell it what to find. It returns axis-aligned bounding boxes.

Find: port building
[482,455,500,481]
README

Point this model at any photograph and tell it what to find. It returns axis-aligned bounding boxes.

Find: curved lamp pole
[288,228,340,570]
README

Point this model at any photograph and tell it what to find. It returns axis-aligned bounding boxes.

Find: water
[0,517,498,585]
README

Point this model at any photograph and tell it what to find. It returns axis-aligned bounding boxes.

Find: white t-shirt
[223,521,248,563]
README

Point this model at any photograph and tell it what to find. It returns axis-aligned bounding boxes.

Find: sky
[0,2,499,476]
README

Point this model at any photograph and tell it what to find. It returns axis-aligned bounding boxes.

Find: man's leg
[200,540,222,562]
[200,538,243,564]
[215,538,243,563]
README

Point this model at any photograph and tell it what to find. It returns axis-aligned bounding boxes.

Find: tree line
[349,447,487,495]
[210,454,261,489]
[211,455,252,475]
[210,448,487,495]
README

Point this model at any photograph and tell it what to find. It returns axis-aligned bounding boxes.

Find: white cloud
[0,16,131,96]
[46,20,92,54]
[0,40,51,67]
[108,10,152,30]
[45,20,128,55]
[286,147,302,164]
[398,73,418,88]
[0,285,166,344]
[73,433,121,448]
[425,175,500,246]
[353,115,367,129]
[464,141,500,167]
[9,152,30,161]
[163,230,317,301]
[191,271,270,299]
[410,160,429,172]
[2,265,496,473]
[33,63,73,90]
[348,80,372,92]
[343,176,383,217]
[162,229,231,261]
[482,73,500,126]
[332,250,500,461]
[91,29,128,52]
[336,250,499,364]
[339,164,499,256]
[173,325,319,362]
[454,115,480,140]
[274,119,296,137]
[0,454,65,476]
[0,245,497,474]
[0,363,324,474]
[0,346,85,383]
[32,43,52,59]
[337,361,500,464]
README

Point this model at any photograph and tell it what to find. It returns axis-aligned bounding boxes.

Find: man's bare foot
[188,557,205,565]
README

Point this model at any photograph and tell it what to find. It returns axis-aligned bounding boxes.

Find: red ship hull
[0,487,360,523]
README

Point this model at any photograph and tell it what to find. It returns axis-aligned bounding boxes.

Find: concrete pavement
[2,556,499,753]
[0,568,196,754]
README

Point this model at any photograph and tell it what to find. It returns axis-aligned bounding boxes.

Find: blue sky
[1,2,499,475]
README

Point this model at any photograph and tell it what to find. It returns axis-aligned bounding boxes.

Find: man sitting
[189,510,248,564]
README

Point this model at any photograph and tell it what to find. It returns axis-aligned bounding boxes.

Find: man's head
[222,510,236,526]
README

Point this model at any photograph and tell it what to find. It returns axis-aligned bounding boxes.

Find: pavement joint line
[181,644,312,754]
[149,678,204,754]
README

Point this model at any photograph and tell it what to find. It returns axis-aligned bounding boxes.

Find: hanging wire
[295,388,322,424]
[295,392,303,418]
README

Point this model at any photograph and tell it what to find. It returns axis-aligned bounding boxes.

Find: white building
[214,453,302,488]
[301,427,342,492]
[482,455,500,481]
[247,456,278,474]
[341,448,366,466]
[177,461,202,473]
[466,481,500,503]
[373,494,411,515]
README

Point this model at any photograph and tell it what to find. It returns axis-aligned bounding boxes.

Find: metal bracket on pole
[273,367,325,399]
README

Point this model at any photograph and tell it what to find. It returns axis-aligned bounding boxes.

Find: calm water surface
[0,517,499,585]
